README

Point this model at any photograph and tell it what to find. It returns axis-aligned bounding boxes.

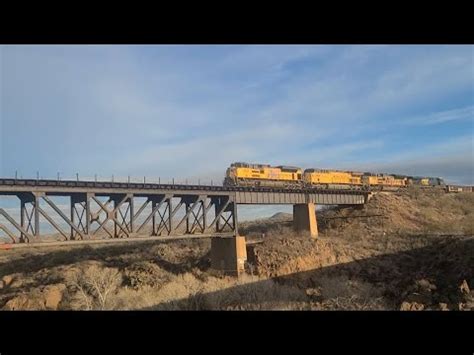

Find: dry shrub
[268,225,297,238]
[134,272,206,310]
[110,285,163,310]
[461,214,474,235]
[313,296,387,310]
[452,192,474,206]
[123,261,172,289]
[311,275,387,310]
[149,240,210,265]
[67,265,122,310]
[108,275,199,310]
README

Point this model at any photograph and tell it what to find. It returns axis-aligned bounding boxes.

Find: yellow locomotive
[224,162,302,188]
[360,174,407,190]
[303,168,363,189]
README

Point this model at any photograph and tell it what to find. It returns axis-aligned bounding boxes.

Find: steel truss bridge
[0,178,369,247]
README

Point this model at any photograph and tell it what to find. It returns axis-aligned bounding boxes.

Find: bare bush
[67,265,122,310]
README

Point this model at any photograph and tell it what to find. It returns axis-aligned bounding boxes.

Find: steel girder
[0,191,237,245]
[0,180,369,247]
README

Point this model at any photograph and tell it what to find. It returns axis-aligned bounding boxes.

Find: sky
[0,45,473,223]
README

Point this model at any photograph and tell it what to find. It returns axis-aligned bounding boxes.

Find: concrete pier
[293,203,318,238]
[210,236,247,276]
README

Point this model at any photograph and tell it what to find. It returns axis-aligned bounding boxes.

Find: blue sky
[0,45,473,216]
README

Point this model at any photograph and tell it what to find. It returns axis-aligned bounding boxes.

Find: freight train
[223,162,448,191]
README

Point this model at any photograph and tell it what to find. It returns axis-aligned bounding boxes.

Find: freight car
[446,185,473,192]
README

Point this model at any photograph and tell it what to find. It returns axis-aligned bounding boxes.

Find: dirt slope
[244,189,474,309]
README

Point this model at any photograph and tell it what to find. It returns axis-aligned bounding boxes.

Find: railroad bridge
[0,178,370,274]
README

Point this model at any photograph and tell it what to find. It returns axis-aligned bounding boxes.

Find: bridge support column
[18,192,39,242]
[20,198,26,243]
[211,236,247,276]
[293,203,318,238]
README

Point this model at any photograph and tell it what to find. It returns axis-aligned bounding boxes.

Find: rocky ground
[0,188,472,310]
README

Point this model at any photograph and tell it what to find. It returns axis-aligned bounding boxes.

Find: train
[223,162,448,191]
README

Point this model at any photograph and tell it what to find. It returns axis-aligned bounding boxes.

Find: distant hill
[269,212,293,221]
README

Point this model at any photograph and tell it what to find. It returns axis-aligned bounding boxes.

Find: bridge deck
[0,178,368,205]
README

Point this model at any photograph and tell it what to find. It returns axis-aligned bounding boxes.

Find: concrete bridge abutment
[210,236,247,276]
[293,203,318,238]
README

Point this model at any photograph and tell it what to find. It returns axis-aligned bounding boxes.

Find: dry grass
[97,273,309,310]
[150,274,308,310]
[309,275,387,310]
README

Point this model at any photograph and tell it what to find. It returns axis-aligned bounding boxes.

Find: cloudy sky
[0,45,473,221]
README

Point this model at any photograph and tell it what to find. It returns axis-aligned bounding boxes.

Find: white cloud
[401,105,474,126]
